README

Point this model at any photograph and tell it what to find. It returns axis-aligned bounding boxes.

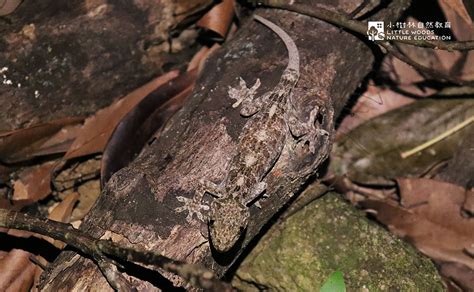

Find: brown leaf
[0,249,36,291]
[361,178,474,269]
[12,161,55,202]
[438,0,474,80]
[63,70,179,160]
[187,43,221,73]
[101,70,196,185]
[196,0,235,41]
[0,0,23,16]
[439,261,474,291]
[463,188,474,215]
[336,84,414,138]
[439,0,473,31]
[0,117,84,163]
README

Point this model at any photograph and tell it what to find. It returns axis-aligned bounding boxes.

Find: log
[40,1,409,290]
[0,0,212,131]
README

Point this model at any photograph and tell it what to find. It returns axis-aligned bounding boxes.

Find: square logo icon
[367,21,385,41]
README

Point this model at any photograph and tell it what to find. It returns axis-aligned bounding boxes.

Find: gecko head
[209,197,249,253]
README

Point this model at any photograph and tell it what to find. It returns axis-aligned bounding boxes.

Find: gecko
[176,15,328,252]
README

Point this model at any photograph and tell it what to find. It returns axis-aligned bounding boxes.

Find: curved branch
[255,0,474,51]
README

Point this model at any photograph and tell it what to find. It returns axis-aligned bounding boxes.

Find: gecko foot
[175,196,210,223]
[299,129,329,153]
[228,77,261,108]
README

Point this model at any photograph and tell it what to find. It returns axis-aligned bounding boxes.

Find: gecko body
[176,15,327,252]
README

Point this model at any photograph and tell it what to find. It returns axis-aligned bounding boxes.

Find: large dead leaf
[438,0,474,80]
[337,85,414,138]
[101,70,197,185]
[63,70,179,160]
[331,98,474,184]
[0,117,84,163]
[361,178,474,269]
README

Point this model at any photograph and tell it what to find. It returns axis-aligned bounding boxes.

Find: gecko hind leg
[175,196,210,222]
[245,181,267,209]
[175,179,223,223]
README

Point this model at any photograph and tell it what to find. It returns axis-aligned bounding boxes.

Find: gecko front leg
[287,102,329,153]
[228,77,268,117]
[175,180,222,222]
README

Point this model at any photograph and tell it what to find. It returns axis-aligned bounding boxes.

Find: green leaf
[320,271,346,292]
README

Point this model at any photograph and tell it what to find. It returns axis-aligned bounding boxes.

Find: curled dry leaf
[101,69,197,186]
[63,70,179,160]
[196,0,235,41]
[0,192,80,291]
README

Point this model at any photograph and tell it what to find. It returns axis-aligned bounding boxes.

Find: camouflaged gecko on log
[175,15,329,252]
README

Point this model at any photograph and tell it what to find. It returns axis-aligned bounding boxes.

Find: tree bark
[0,0,211,131]
[40,1,408,290]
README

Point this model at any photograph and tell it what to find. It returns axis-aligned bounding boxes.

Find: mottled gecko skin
[176,15,327,252]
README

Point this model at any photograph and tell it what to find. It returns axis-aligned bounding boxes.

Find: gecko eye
[209,219,215,226]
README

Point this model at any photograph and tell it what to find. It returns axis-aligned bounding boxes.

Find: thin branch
[0,209,234,291]
[381,42,473,85]
[249,0,474,85]
[252,0,474,51]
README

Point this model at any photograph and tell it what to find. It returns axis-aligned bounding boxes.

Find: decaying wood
[0,0,212,131]
[39,2,407,290]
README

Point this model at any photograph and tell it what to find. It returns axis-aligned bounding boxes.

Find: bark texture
[0,0,210,130]
[39,1,407,290]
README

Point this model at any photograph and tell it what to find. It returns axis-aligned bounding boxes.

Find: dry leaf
[187,43,221,73]
[0,249,36,291]
[0,117,84,163]
[439,0,473,30]
[438,0,474,80]
[12,161,55,202]
[337,84,414,138]
[0,0,23,16]
[462,188,474,215]
[63,70,179,160]
[439,261,474,291]
[32,192,80,286]
[101,70,196,185]
[196,0,235,41]
[361,178,474,269]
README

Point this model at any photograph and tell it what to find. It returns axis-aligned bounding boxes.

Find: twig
[381,42,472,85]
[0,209,234,291]
[250,0,474,51]
[400,116,474,158]
[248,1,474,85]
